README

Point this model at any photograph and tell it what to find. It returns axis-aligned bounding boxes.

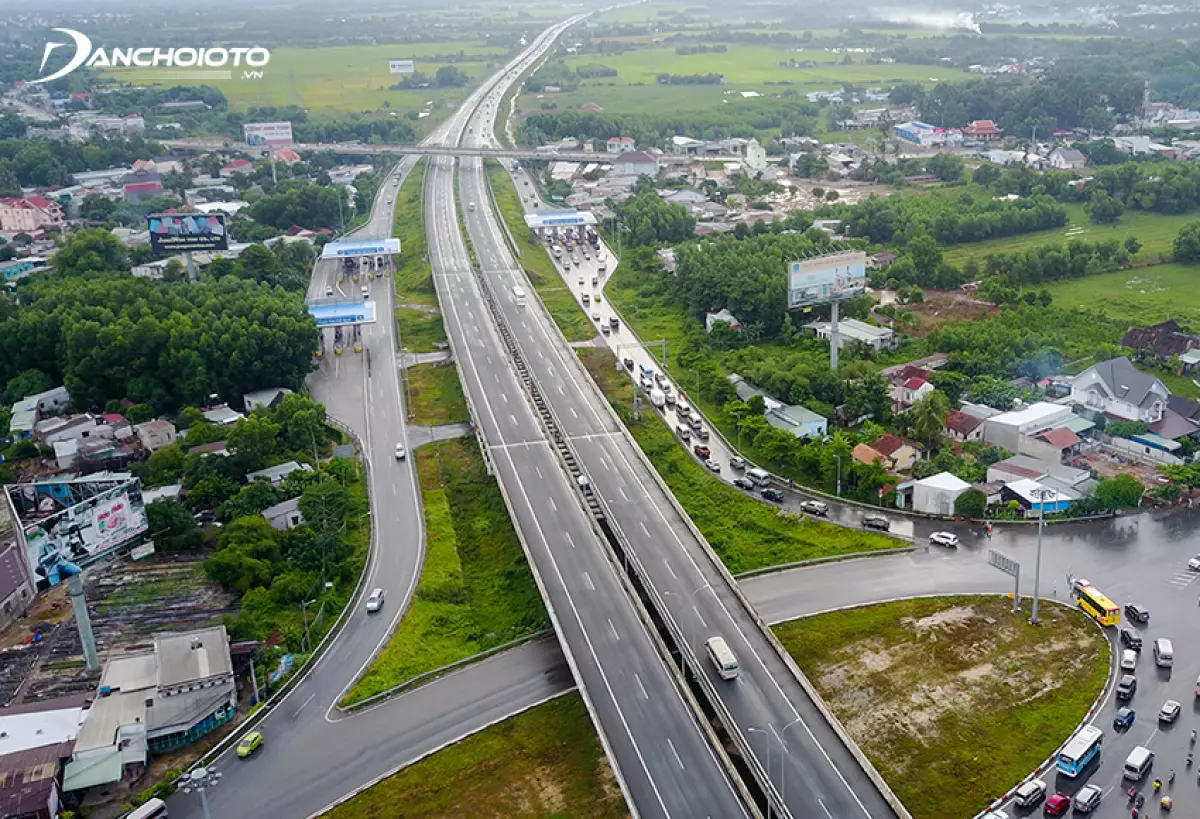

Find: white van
[706,636,738,680]
[1123,746,1154,780]
[1154,638,1174,667]
[512,285,527,308]
[746,467,771,486]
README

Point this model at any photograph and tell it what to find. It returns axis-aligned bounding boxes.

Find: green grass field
[580,348,897,572]
[342,438,548,706]
[103,42,509,116]
[777,596,1108,819]
[1042,262,1200,325]
[406,363,471,426]
[485,159,595,341]
[942,203,1188,266]
[327,694,628,819]
[393,159,449,352]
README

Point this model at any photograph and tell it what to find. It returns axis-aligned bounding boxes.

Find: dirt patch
[775,596,1109,819]
[897,291,999,337]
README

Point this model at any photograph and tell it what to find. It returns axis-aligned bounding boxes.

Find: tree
[216,481,281,523]
[927,153,965,183]
[954,487,987,517]
[5,369,54,402]
[434,65,469,87]
[906,235,942,279]
[1085,189,1124,224]
[968,376,1018,410]
[1124,236,1142,257]
[52,228,129,275]
[929,370,968,405]
[228,414,281,474]
[910,390,950,448]
[146,499,205,551]
[844,374,890,423]
[1174,222,1200,263]
[1093,474,1144,510]
[79,194,117,223]
[746,394,766,416]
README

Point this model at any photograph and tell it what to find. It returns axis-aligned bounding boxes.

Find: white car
[592,311,601,321]
[394,444,406,460]
[705,459,721,473]
[1071,577,1092,593]
[1160,699,1182,722]
[929,531,959,548]
[365,588,385,612]
[1120,648,1137,670]
[1188,554,1200,571]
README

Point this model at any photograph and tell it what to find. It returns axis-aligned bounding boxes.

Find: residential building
[982,402,1076,452]
[122,169,164,204]
[220,159,253,178]
[98,413,134,441]
[34,414,111,447]
[122,114,145,133]
[63,627,236,792]
[901,377,934,406]
[851,443,888,467]
[0,696,86,819]
[1071,357,1169,424]
[187,440,230,458]
[1121,319,1200,364]
[612,151,659,178]
[243,387,294,412]
[202,405,245,426]
[0,541,34,632]
[671,135,707,154]
[246,461,313,487]
[803,317,896,351]
[134,420,177,452]
[894,121,944,147]
[272,147,302,165]
[705,308,742,333]
[1048,148,1088,170]
[872,435,921,471]
[262,497,305,531]
[1000,478,1075,513]
[744,138,768,173]
[0,256,51,283]
[728,374,827,440]
[141,484,183,505]
[963,119,1004,142]
[905,472,970,515]
[8,398,38,439]
[0,196,65,233]
[606,137,636,153]
[987,455,1096,498]
[945,410,984,442]
[869,252,896,269]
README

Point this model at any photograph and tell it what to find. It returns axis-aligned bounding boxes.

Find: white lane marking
[501,392,508,404]
[509,414,517,426]
[558,385,565,395]
[601,457,610,471]
[608,618,620,641]
[667,738,685,770]
[694,605,708,630]
[583,571,595,591]
[664,560,677,580]
[535,466,543,479]
[634,673,649,700]
[549,496,557,512]
[619,486,629,501]
[819,799,834,819]
[565,531,575,549]
[296,692,316,716]
[639,521,649,537]
[570,407,578,418]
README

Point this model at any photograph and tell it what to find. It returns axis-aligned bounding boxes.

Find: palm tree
[910,390,950,449]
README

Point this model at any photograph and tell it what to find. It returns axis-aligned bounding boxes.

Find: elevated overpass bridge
[161,138,741,164]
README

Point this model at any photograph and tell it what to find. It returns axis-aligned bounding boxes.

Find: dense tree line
[611,190,695,247]
[1086,161,1200,214]
[655,73,724,85]
[248,179,348,230]
[822,191,1068,246]
[1,232,316,411]
[0,134,166,188]
[525,59,581,93]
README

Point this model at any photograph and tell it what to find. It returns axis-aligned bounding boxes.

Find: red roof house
[963,120,1004,141]
[944,410,984,442]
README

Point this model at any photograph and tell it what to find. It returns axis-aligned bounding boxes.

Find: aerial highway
[454,88,903,819]
[164,23,594,819]
[419,20,752,819]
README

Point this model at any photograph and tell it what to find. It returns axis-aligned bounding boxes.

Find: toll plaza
[523,210,598,243]
[308,300,377,358]
[320,238,401,259]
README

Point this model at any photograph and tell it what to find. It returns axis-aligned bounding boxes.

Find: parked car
[929,531,959,548]
[1113,706,1136,730]
[365,588,385,612]
[1014,779,1047,808]
[1071,784,1102,813]
[1116,674,1138,701]
[1121,649,1138,671]
[733,477,755,490]
[1124,603,1150,623]
[761,488,784,503]
[705,459,721,473]
[1120,628,1143,650]
[862,515,890,531]
[1042,792,1071,816]
[237,730,264,758]
[693,444,711,458]
[799,500,829,516]
[1159,699,1182,723]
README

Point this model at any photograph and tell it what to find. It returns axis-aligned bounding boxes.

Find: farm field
[1042,262,1200,326]
[101,42,510,116]
[942,203,1189,265]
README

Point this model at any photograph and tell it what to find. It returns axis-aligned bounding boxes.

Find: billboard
[148,212,229,254]
[244,121,294,146]
[320,238,400,259]
[787,250,868,310]
[388,59,416,74]
[7,478,148,590]
[307,300,377,327]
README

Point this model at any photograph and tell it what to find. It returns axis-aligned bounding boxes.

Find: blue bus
[1057,724,1103,776]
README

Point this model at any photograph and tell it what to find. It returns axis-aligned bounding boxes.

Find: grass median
[394,158,447,353]
[406,363,471,426]
[775,596,1109,819]
[341,438,548,706]
[484,159,594,342]
[578,347,896,573]
[326,694,628,819]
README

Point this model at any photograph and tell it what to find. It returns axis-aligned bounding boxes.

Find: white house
[612,151,659,177]
[982,402,1076,452]
[606,136,636,153]
[262,497,305,531]
[908,472,970,515]
[1071,357,1169,424]
[803,317,896,351]
[902,377,934,406]
[1048,148,1087,170]
[744,138,768,173]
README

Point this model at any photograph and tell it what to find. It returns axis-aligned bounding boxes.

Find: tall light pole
[780,717,804,806]
[1030,487,1056,625]
[747,727,774,819]
[300,598,316,652]
[836,454,842,497]
[180,766,221,819]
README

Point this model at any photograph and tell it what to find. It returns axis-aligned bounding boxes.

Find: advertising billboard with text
[787,250,868,309]
[7,478,148,590]
[244,121,294,146]
[388,59,416,74]
[148,212,229,254]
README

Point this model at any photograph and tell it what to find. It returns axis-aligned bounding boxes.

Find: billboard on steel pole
[786,250,867,310]
[243,121,294,146]
[147,212,229,254]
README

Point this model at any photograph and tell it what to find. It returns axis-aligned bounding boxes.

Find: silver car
[365,588,385,612]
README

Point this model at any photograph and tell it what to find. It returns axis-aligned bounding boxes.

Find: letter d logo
[31,28,92,84]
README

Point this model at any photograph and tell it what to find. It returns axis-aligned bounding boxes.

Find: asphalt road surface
[458,96,899,818]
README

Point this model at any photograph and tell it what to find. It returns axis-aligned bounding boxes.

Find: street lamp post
[180,766,222,819]
[836,454,842,498]
[747,727,774,819]
[300,598,317,652]
[780,717,804,807]
[1030,488,1056,625]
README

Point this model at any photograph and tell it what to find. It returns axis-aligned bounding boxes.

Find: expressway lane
[456,108,901,816]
